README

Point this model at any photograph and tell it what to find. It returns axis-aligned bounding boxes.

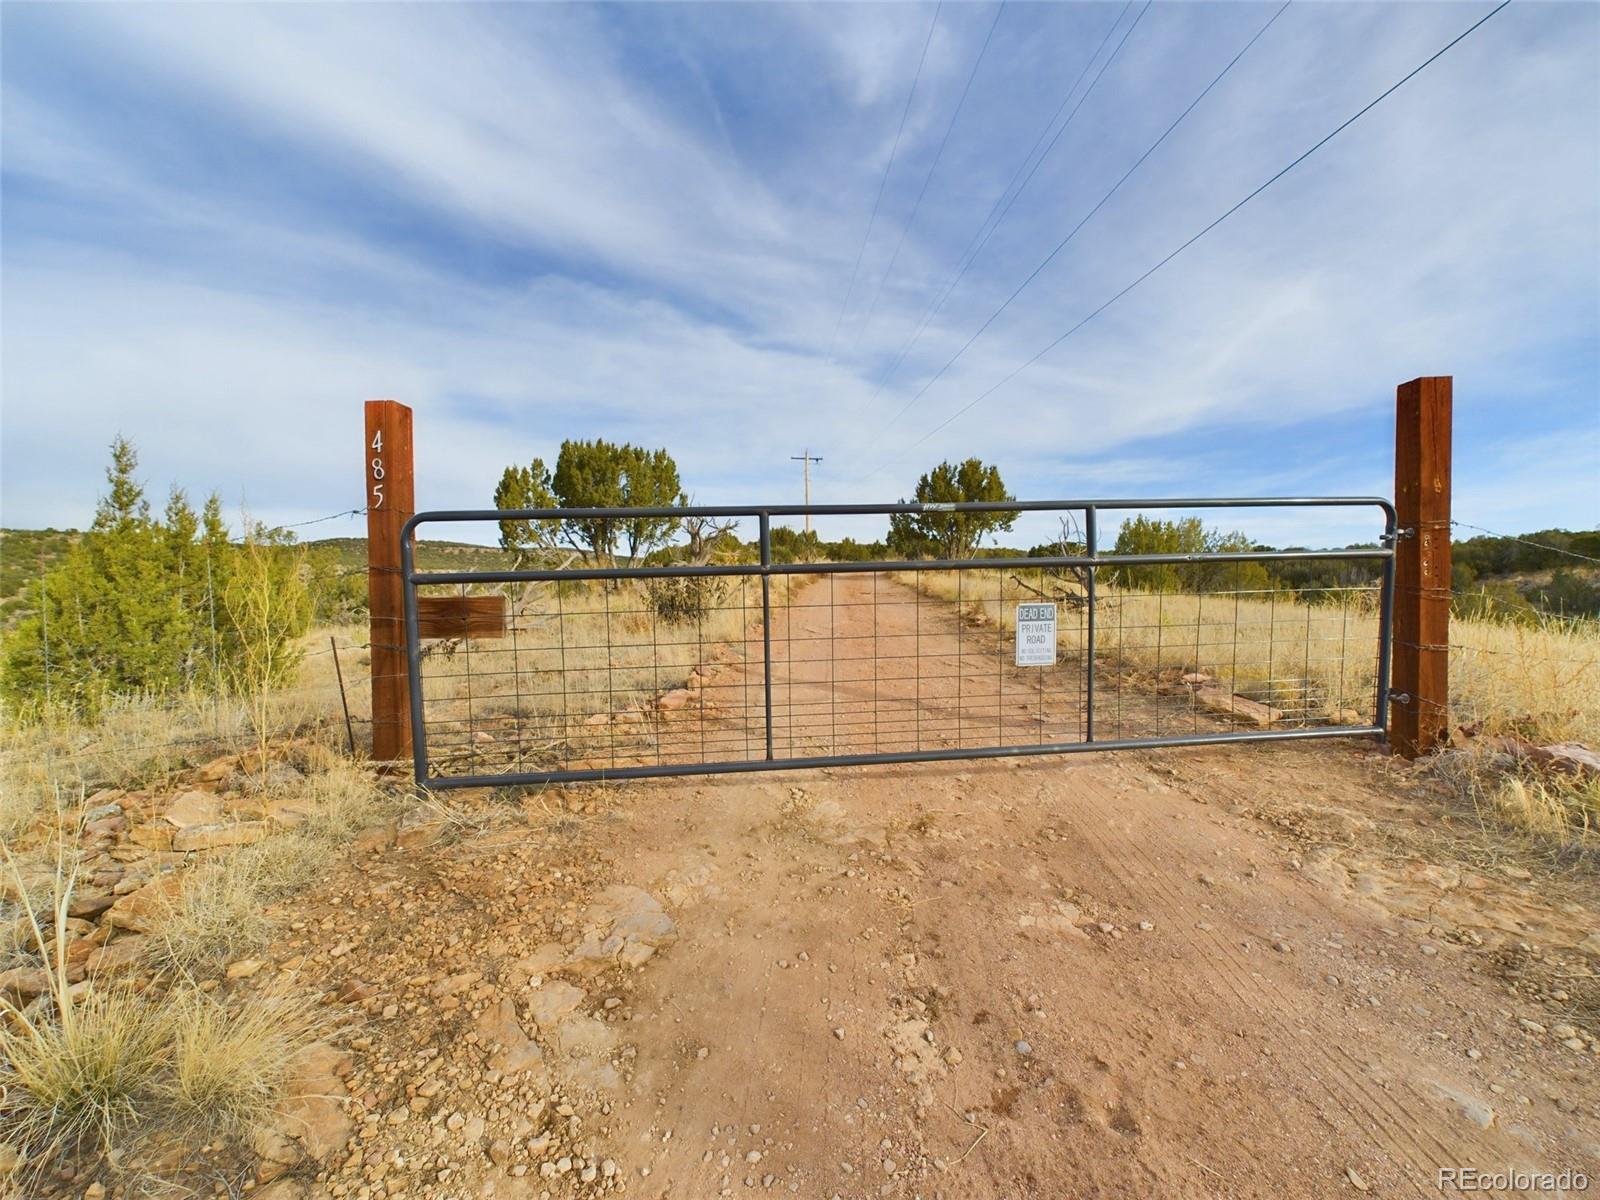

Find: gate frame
[401,496,1397,790]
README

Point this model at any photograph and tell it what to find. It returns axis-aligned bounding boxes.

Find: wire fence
[6,505,1593,776]
[1450,519,1600,566]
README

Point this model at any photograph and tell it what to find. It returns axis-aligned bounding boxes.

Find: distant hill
[0,528,80,623]
[304,535,517,574]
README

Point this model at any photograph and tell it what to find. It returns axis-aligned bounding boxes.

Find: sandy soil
[266,576,1600,1200]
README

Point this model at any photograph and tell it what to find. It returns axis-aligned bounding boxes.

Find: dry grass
[0,675,345,847]
[151,856,282,975]
[1429,748,1600,854]
[2,980,318,1179]
[1485,774,1599,842]
[1,981,175,1164]
[412,577,758,770]
[908,569,1600,743]
[0,790,331,1184]
[153,761,399,972]
[1449,614,1600,745]
[1,839,170,1165]
[161,986,320,1140]
[283,758,399,844]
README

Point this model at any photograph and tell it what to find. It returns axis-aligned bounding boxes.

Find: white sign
[1015,603,1057,667]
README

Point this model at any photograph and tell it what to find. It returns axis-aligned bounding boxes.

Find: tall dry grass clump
[1,839,169,1164]
[160,986,321,1140]
[1429,749,1600,852]
[1486,774,1598,842]
[2,980,174,1163]
[1,783,337,1179]
[150,857,281,975]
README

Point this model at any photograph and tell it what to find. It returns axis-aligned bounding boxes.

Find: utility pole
[790,449,823,533]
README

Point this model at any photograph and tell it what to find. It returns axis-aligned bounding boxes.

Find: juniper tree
[887,459,1016,559]
[0,439,315,720]
[498,440,685,567]
[492,458,559,565]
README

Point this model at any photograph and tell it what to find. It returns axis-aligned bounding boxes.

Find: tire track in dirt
[1033,770,1428,1195]
[1064,774,1517,1196]
[833,579,1453,1189]
[1060,782,1443,1194]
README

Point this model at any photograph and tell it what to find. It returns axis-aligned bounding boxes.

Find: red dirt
[268,575,1599,1200]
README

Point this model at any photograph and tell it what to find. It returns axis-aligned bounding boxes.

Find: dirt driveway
[602,571,1223,774]
[271,580,1599,1200]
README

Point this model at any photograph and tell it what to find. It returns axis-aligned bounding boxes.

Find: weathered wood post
[365,400,415,765]
[1391,376,1452,759]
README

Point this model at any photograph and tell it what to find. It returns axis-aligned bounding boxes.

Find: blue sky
[2,1,1596,550]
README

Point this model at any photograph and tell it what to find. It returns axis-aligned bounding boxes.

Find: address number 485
[370,430,385,509]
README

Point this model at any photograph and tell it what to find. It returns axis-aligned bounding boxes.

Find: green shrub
[1,440,314,722]
[644,575,728,624]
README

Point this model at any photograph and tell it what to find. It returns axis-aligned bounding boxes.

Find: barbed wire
[1449,583,1593,614]
[1444,644,1598,666]
[1451,520,1600,565]
[283,507,369,530]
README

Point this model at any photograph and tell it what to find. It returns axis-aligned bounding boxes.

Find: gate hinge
[1381,527,1415,545]
[1389,692,1411,706]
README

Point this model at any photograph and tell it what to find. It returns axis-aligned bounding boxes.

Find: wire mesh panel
[1090,580,1384,741]
[759,568,1092,759]
[402,498,1396,788]
[413,572,767,780]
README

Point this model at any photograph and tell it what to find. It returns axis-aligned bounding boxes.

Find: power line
[890,0,1512,461]
[849,1,1009,352]
[830,3,943,349]
[858,1,1139,421]
[876,0,1281,445]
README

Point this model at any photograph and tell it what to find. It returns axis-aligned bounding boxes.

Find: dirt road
[272,579,1600,1200]
[607,572,1226,773]
[569,755,1597,1198]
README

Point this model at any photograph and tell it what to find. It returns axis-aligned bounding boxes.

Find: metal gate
[401,497,1396,789]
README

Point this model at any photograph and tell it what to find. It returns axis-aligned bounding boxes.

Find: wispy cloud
[2,2,1595,548]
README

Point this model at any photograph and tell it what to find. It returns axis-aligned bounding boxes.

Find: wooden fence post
[1391,376,1452,759]
[364,400,414,766]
